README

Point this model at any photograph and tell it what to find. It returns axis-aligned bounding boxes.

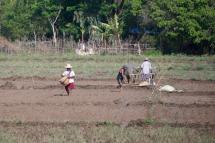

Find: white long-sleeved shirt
[141,61,152,74]
[62,70,75,83]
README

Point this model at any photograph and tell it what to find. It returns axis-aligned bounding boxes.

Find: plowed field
[0,77,214,128]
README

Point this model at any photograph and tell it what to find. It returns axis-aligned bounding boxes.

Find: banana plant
[73,11,86,42]
[91,13,123,49]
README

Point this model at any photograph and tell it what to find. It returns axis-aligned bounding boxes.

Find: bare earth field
[0,77,214,128]
[0,49,214,142]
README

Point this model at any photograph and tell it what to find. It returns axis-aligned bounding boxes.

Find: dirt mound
[127,119,215,129]
[0,81,17,89]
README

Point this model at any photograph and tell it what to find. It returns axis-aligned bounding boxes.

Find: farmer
[116,66,126,88]
[141,57,152,82]
[116,64,138,88]
[62,64,75,95]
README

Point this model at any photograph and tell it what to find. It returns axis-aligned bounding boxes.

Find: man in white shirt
[141,57,152,82]
[62,64,75,95]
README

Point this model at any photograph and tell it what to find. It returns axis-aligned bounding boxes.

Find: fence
[0,39,155,55]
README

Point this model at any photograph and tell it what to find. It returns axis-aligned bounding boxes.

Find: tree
[30,1,49,45]
[73,11,86,42]
[107,13,123,49]
[91,13,123,49]
[0,0,33,40]
[150,0,215,54]
[41,0,62,46]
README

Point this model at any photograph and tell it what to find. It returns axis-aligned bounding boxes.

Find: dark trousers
[116,73,124,86]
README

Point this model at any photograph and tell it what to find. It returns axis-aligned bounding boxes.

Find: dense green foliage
[150,0,215,54]
[0,0,214,54]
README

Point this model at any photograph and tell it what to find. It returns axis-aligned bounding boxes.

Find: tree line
[0,0,214,54]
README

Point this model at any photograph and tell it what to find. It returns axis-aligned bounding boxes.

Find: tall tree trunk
[101,33,104,49]
[81,31,84,43]
[117,34,122,49]
[48,9,61,47]
[51,23,57,47]
[104,39,107,54]
[33,31,37,47]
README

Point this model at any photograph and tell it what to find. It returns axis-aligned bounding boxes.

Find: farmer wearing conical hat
[62,64,75,95]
